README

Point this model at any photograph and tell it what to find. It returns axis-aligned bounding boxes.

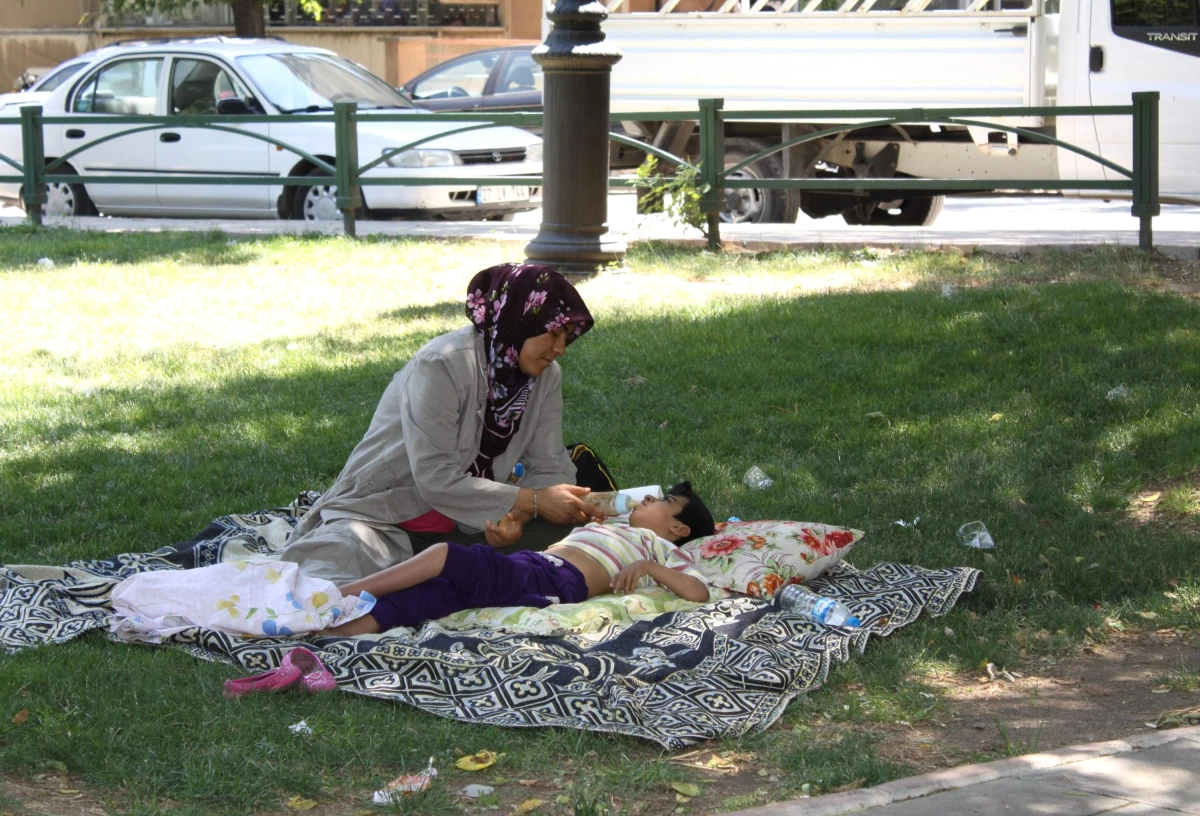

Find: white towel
[109,559,374,643]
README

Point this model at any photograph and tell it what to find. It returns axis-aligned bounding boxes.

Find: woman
[280,262,604,584]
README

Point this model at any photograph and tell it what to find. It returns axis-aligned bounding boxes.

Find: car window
[170,58,247,114]
[72,58,162,115]
[411,53,498,101]
[494,52,542,97]
[236,52,413,112]
[32,62,86,93]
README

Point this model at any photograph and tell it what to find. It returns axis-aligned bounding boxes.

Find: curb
[725,725,1200,816]
[4,217,1198,261]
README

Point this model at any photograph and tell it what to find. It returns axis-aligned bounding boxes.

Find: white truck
[569,0,1200,225]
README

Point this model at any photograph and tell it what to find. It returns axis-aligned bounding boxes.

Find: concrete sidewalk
[730,726,1200,816]
[3,213,1199,261]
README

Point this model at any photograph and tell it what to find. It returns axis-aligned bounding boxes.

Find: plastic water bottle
[583,491,636,515]
[775,585,862,628]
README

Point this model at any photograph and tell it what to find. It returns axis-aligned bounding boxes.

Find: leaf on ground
[670,782,701,797]
[830,778,866,793]
[12,709,29,725]
[704,754,737,770]
[989,413,1004,421]
[515,798,544,813]
[456,750,501,771]
[285,795,318,811]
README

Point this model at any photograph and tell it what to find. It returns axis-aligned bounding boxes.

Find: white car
[0,38,542,221]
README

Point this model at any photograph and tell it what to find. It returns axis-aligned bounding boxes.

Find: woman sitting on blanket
[319,481,717,636]
[279,261,609,586]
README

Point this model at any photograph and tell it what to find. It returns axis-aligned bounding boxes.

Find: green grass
[1,227,1198,814]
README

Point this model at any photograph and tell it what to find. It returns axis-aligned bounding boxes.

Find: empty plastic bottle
[775,585,862,628]
[582,491,636,515]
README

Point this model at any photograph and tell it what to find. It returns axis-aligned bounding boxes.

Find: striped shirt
[555,522,709,590]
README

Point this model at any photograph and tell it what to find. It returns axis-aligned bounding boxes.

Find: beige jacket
[289,325,575,540]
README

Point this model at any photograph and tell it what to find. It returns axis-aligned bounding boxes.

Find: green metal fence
[0,94,1159,248]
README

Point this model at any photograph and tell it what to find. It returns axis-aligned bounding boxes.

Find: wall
[0,0,98,29]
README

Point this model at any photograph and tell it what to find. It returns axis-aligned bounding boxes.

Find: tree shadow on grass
[2,280,1198,604]
[2,276,1199,812]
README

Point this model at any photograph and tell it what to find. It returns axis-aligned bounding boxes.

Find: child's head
[627,481,716,545]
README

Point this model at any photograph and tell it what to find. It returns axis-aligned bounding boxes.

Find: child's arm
[485,512,523,548]
[609,560,710,603]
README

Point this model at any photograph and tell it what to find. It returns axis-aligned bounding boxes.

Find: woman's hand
[610,559,655,594]
[528,484,605,525]
[485,512,524,548]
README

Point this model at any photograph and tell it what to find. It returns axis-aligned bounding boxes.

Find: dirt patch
[1126,474,1200,537]
[1147,253,1200,298]
[871,629,1200,774]
[1,772,110,816]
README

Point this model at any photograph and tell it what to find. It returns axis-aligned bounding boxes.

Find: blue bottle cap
[845,616,862,628]
[727,516,741,522]
[513,463,525,478]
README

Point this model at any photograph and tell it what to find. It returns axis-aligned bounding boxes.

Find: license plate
[476,185,531,205]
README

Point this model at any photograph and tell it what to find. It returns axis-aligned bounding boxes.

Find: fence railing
[0,94,1159,249]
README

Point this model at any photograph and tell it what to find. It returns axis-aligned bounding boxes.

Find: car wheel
[28,165,97,217]
[294,167,342,221]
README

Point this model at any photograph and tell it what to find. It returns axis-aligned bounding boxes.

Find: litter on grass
[287,720,313,737]
[459,784,495,799]
[373,758,437,803]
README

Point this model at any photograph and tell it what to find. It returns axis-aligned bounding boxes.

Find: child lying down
[320,481,717,636]
[108,482,717,641]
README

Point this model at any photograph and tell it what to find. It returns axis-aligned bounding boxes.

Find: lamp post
[524,0,625,275]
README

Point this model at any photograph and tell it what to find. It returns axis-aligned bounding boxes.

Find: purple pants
[368,541,589,631]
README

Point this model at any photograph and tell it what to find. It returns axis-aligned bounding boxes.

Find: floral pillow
[681,520,863,598]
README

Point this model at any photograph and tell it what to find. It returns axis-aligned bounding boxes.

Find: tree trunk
[231,0,266,37]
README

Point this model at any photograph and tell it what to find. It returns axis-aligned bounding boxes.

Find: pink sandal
[222,662,303,699]
[282,647,338,694]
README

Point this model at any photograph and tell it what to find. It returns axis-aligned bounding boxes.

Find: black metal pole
[524,0,626,275]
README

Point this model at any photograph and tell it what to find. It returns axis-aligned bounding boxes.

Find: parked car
[0,53,97,111]
[0,38,542,220]
[398,46,541,113]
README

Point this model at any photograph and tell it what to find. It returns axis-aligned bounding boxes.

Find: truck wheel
[721,138,788,224]
[842,195,944,227]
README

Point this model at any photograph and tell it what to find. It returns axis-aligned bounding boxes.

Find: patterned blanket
[0,496,980,749]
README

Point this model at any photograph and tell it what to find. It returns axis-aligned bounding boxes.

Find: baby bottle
[582,491,635,515]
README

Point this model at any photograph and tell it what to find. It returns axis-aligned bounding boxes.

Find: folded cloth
[108,559,375,643]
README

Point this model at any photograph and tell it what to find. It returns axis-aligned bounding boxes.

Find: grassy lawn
[1,226,1198,816]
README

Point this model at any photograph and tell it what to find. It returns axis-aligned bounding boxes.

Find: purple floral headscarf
[465,262,594,480]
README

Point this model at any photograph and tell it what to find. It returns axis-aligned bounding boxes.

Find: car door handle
[994,24,1028,36]
[66,129,85,139]
[1089,45,1105,73]
[160,132,181,143]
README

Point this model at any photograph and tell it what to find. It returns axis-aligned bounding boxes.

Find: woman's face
[518,328,569,377]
